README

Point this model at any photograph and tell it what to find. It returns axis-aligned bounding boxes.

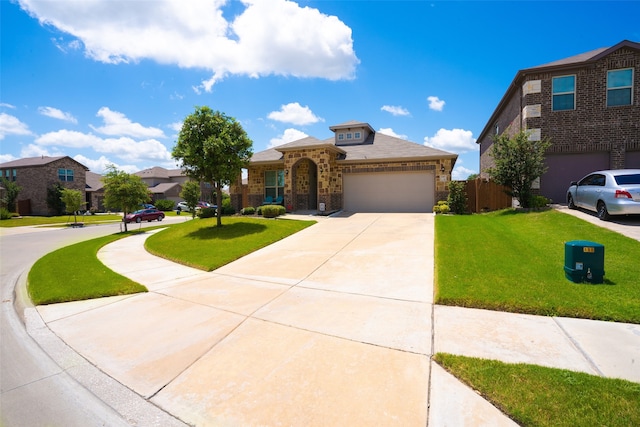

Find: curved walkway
[31,212,640,426]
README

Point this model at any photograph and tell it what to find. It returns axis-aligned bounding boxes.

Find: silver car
[567,169,640,220]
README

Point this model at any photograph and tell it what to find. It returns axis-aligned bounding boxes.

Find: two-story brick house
[134,166,189,205]
[0,156,88,215]
[233,120,458,213]
[477,40,640,203]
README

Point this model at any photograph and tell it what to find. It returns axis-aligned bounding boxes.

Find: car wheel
[596,201,610,221]
[158,215,164,221]
[567,194,576,209]
[136,217,141,223]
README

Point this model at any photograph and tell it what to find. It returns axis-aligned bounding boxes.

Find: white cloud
[38,106,78,124]
[452,165,477,181]
[269,128,308,148]
[20,143,64,158]
[427,96,445,111]
[90,107,165,138]
[169,122,183,132]
[378,127,408,140]
[381,105,410,116]
[18,0,358,92]
[0,113,33,140]
[72,154,139,174]
[0,153,17,163]
[0,103,16,109]
[35,129,173,164]
[268,103,323,126]
[424,128,477,153]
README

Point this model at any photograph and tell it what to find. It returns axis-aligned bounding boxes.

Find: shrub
[0,207,12,220]
[256,206,263,215]
[221,197,235,215]
[447,181,468,214]
[198,207,217,218]
[261,204,285,218]
[433,200,450,214]
[241,206,256,215]
[154,199,175,211]
[530,195,550,208]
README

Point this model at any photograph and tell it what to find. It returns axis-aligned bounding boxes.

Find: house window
[354,132,361,139]
[58,168,74,182]
[12,169,16,181]
[552,75,575,111]
[346,133,352,140]
[607,68,633,107]
[264,170,284,200]
[338,133,344,140]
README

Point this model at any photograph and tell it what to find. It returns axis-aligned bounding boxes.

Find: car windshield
[614,174,640,185]
[132,209,144,214]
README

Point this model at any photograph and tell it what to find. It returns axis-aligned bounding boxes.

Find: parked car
[123,208,165,223]
[176,201,215,213]
[141,203,155,209]
[566,169,640,220]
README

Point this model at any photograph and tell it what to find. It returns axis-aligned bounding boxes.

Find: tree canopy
[172,107,253,226]
[102,165,150,231]
[60,188,85,224]
[0,178,21,213]
[487,130,551,208]
[180,180,201,219]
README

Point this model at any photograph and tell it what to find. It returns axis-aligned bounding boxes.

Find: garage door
[343,171,435,212]
[542,153,609,203]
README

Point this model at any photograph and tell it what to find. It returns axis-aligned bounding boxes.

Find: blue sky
[1,0,639,180]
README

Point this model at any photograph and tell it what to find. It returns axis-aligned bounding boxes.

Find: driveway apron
[38,213,438,426]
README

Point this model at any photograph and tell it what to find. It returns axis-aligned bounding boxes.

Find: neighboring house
[232,120,457,213]
[477,40,640,203]
[134,166,188,204]
[85,171,105,211]
[0,156,88,215]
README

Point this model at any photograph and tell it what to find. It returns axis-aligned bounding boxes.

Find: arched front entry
[291,158,318,211]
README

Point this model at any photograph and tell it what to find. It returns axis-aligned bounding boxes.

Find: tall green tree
[46,183,66,216]
[180,180,201,219]
[60,188,86,224]
[172,107,253,226]
[0,178,21,213]
[487,130,551,208]
[102,165,150,231]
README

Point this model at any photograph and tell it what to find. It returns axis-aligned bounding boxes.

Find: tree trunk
[215,182,223,227]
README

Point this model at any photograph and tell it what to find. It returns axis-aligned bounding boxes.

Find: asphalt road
[0,218,187,427]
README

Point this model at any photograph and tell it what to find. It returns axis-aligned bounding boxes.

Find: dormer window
[354,132,361,139]
[338,133,345,140]
[347,133,353,140]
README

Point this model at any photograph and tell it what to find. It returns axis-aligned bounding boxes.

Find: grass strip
[145,216,316,271]
[1,214,124,227]
[435,209,640,323]
[434,353,640,427]
[28,233,147,305]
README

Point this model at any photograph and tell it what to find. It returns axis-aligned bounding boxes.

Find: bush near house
[432,200,450,214]
[241,206,255,215]
[261,205,285,218]
[447,181,468,214]
[198,207,217,218]
[154,199,175,211]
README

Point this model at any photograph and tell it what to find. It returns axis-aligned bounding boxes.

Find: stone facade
[0,157,88,215]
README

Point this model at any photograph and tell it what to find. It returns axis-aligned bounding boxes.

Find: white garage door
[343,171,435,212]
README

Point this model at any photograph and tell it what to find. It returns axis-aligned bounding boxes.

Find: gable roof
[0,155,89,170]
[148,182,181,194]
[250,124,457,165]
[85,171,104,191]
[477,40,640,144]
[135,166,185,179]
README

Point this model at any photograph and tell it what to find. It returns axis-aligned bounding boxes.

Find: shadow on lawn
[187,221,267,240]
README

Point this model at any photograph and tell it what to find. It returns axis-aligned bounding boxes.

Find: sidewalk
[31,212,640,426]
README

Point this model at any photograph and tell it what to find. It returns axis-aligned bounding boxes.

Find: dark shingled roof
[0,155,88,170]
[251,126,456,165]
[134,166,185,178]
[85,171,104,191]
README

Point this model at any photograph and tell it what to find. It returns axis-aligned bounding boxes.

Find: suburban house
[231,120,458,213]
[134,166,189,205]
[477,39,640,203]
[0,156,88,215]
[85,171,105,211]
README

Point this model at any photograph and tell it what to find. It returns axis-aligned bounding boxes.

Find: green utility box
[564,240,605,284]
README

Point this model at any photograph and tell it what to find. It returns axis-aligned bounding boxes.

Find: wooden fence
[463,178,512,213]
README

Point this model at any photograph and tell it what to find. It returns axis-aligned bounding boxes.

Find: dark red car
[123,208,165,223]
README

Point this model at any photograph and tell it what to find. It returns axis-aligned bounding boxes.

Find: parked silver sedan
[567,169,640,220]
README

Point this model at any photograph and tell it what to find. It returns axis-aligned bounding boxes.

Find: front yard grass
[435,353,640,427]
[28,232,147,305]
[435,209,640,323]
[1,214,123,227]
[145,216,316,271]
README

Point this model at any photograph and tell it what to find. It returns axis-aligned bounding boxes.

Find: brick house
[134,166,189,205]
[0,156,88,215]
[231,120,458,213]
[477,40,640,203]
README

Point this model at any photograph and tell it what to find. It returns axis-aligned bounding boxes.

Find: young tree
[102,165,151,231]
[487,130,551,208]
[0,178,21,213]
[60,188,86,224]
[172,107,253,226]
[180,180,201,219]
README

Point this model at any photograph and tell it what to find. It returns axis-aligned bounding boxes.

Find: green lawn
[28,232,147,305]
[435,209,640,323]
[145,216,316,271]
[0,214,124,227]
[435,353,640,427]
